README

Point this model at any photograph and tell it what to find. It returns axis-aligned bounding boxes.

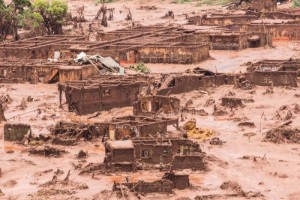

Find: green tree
[33,0,68,35]
[0,0,31,40]
[293,0,300,7]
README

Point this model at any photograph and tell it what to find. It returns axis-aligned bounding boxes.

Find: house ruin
[104,138,205,172]
[51,116,179,141]
[0,26,211,64]
[244,59,299,87]
[114,172,190,194]
[133,95,180,116]
[58,75,154,115]
[0,59,98,83]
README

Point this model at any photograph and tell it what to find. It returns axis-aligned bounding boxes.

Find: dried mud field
[1,0,300,200]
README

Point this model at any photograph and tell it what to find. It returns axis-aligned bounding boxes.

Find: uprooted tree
[32,0,68,35]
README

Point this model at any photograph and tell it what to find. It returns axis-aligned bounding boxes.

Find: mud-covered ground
[0,0,300,199]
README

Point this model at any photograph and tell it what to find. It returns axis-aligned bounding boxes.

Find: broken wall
[63,82,141,115]
[136,44,210,64]
[133,96,180,116]
[245,24,300,40]
[4,123,31,141]
[171,155,206,170]
[245,71,298,87]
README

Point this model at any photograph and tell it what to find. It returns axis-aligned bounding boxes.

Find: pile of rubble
[263,127,300,144]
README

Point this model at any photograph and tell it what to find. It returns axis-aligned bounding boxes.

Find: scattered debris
[76,150,88,159]
[238,122,255,128]
[213,105,228,116]
[221,97,244,108]
[264,128,300,144]
[204,98,215,107]
[162,10,175,19]
[28,146,67,158]
[209,137,225,145]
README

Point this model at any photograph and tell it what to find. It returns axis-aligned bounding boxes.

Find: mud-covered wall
[171,155,206,170]
[134,143,173,164]
[209,35,240,50]
[123,180,175,193]
[202,16,257,26]
[133,96,180,116]
[0,65,53,83]
[64,83,141,115]
[245,24,300,40]
[112,149,135,163]
[136,44,210,64]
[245,71,298,87]
[157,75,234,95]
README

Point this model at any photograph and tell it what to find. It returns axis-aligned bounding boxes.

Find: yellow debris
[183,119,215,140]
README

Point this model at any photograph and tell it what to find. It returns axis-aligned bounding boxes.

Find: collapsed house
[245,59,299,87]
[156,73,234,95]
[0,26,211,64]
[188,8,300,42]
[58,75,154,115]
[51,116,178,141]
[156,62,298,96]
[133,95,180,116]
[247,59,300,75]
[104,138,205,172]
[0,59,98,83]
[103,116,179,140]
[114,172,190,194]
[241,20,300,41]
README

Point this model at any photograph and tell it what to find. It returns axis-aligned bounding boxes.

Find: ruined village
[0,0,300,199]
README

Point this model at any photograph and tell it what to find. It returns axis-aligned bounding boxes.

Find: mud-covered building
[52,116,179,141]
[104,138,206,172]
[0,26,211,64]
[245,59,300,87]
[133,96,180,116]
[58,75,154,115]
[0,59,97,83]
[102,116,179,140]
